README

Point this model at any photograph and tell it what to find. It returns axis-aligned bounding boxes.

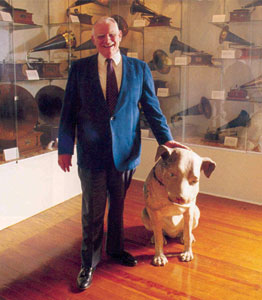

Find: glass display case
[1,0,262,166]
[0,0,110,164]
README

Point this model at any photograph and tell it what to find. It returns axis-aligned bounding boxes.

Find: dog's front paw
[152,254,168,266]
[180,250,194,262]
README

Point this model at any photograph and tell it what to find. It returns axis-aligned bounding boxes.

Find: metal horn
[26,32,76,68]
[171,97,212,123]
[219,25,254,46]
[0,0,13,10]
[111,15,129,37]
[29,31,76,53]
[243,0,262,8]
[216,110,250,132]
[130,0,171,26]
[74,39,95,51]
[240,75,262,88]
[169,36,198,53]
[130,0,157,17]
[148,49,172,74]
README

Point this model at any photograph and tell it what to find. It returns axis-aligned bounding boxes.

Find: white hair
[91,16,119,36]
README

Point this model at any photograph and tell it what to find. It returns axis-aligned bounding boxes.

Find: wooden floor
[0,180,262,300]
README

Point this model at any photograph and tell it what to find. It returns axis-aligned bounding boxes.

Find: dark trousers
[78,164,135,269]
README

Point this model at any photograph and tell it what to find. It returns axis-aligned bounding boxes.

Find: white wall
[0,151,81,230]
[134,138,262,206]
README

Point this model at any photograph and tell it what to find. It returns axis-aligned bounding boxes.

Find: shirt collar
[98,51,121,66]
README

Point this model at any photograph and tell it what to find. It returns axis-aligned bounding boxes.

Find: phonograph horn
[242,0,262,8]
[35,85,64,124]
[29,31,76,53]
[111,15,128,37]
[216,110,250,132]
[74,39,95,51]
[149,49,172,74]
[171,97,212,123]
[130,0,171,26]
[0,0,13,11]
[219,25,254,46]
[130,0,156,16]
[240,75,262,88]
[26,31,76,68]
[169,36,198,54]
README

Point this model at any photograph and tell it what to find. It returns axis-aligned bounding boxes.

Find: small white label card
[0,11,13,22]
[70,14,80,23]
[3,147,20,161]
[133,19,146,27]
[174,56,189,66]
[127,52,138,58]
[212,90,225,100]
[224,136,238,147]
[26,69,40,80]
[221,50,236,59]
[157,88,169,97]
[212,14,226,23]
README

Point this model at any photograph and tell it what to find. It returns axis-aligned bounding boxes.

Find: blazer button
[110,116,115,121]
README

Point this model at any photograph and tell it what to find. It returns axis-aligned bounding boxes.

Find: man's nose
[104,34,112,43]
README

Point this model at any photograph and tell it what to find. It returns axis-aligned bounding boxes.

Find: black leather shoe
[77,267,95,290]
[109,251,137,267]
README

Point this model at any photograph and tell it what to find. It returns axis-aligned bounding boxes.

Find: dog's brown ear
[155,145,173,162]
[201,158,216,178]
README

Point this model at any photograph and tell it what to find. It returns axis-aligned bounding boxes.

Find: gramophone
[0,0,36,25]
[219,25,254,46]
[130,0,171,27]
[66,0,108,24]
[26,31,76,78]
[171,97,212,124]
[169,36,213,65]
[68,9,93,25]
[205,110,250,141]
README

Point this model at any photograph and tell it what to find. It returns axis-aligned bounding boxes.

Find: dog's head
[155,145,216,205]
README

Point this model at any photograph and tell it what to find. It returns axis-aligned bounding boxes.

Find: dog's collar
[153,166,164,186]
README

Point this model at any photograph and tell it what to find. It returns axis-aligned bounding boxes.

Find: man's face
[92,21,122,58]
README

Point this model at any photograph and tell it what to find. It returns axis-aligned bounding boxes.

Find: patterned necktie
[106,58,118,115]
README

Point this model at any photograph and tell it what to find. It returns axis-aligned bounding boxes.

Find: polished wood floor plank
[0,180,262,299]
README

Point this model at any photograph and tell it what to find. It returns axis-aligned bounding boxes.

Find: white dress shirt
[98,51,122,100]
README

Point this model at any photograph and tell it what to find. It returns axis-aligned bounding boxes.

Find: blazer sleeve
[58,62,79,155]
[139,62,173,145]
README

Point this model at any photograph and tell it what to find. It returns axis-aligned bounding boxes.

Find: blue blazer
[58,53,173,171]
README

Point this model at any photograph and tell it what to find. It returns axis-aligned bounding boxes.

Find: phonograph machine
[169,36,213,66]
[26,30,76,79]
[130,0,172,27]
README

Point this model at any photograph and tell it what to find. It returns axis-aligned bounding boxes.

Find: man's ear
[155,145,173,162]
[201,158,216,178]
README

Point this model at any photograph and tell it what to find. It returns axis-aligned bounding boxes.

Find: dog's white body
[142,146,216,266]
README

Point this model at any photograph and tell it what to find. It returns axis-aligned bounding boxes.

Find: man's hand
[164,140,191,150]
[58,154,72,172]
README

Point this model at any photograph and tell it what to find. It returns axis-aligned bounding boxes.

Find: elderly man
[58,16,187,290]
